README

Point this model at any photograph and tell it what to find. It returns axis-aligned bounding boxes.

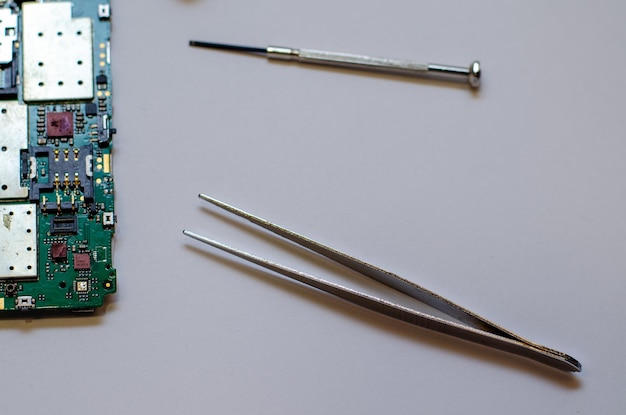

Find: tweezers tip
[571,358,582,372]
[199,193,220,205]
[183,229,199,239]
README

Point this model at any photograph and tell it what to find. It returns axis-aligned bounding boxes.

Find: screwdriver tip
[189,40,267,55]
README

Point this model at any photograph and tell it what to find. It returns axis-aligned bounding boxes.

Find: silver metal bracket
[0,203,38,280]
[22,2,95,102]
[0,9,18,65]
[0,101,28,200]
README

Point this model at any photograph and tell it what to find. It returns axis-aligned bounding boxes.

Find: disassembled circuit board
[0,0,116,313]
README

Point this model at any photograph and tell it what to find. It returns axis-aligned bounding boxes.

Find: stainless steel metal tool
[189,40,481,88]
[183,194,580,372]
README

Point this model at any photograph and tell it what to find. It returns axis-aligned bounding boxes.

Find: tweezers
[183,194,581,372]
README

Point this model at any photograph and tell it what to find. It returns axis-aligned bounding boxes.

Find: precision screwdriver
[189,40,481,88]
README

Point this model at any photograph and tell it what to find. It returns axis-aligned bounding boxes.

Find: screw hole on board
[59,281,67,288]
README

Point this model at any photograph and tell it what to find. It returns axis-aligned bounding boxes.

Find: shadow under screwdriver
[189,40,481,88]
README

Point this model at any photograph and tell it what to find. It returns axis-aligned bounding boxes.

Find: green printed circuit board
[0,1,116,313]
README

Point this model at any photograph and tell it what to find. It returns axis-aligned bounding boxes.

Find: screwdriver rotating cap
[469,61,481,88]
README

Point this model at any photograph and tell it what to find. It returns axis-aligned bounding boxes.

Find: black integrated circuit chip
[50,216,78,235]
[85,103,98,117]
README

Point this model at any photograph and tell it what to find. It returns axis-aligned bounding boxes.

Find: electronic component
[4,283,18,297]
[97,114,111,145]
[0,1,117,313]
[50,216,78,235]
[85,103,98,117]
[76,280,89,292]
[28,145,94,202]
[102,212,114,226]
[73,253,91,270]
[15,295,35,310]
[97,4,110,19]
[47,112,74,138]
[51,242,68,261]
[96,74,108,86]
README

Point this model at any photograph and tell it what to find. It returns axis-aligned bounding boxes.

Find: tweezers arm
[184,230,580,373]
[193,194,581,372]
[199,195,507,334]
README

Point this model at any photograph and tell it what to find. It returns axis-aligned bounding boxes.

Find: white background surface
[2,1,626,413]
